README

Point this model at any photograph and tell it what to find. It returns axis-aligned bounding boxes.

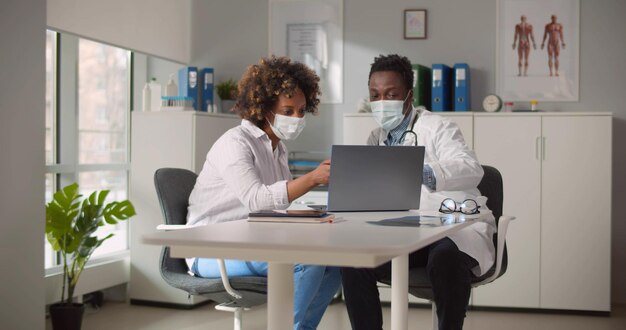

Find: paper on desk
[156,224,189,231]
[367,215,456,228]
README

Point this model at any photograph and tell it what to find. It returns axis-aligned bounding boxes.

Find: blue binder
[431,64,452,112]
[201,68,214,112]
[178,67,200,110]
[453,63,470,111]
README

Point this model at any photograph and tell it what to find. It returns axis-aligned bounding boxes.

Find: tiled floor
[46,301,626,330]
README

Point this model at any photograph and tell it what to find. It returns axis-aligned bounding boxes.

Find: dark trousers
[341,237,478,330]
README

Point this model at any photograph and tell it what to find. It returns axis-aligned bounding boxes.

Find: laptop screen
[327,145,425,212]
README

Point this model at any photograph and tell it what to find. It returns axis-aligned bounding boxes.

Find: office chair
[379,165,515,330]
[154,168,267,330]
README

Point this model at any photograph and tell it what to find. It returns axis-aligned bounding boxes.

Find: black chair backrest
[154,168,198,226]
[154,168,198,277]
[476,165,507,277]
[477,166,503,222]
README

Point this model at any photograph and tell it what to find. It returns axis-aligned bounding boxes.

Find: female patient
[186,56,340,330]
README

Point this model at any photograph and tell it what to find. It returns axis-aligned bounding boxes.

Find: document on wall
[287,23,328,76]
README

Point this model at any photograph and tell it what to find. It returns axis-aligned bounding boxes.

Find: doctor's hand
[310,159,331,185]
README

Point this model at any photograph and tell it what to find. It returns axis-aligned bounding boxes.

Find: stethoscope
[400,113,419,146]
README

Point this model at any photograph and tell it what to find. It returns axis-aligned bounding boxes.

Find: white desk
[143,211,476,330]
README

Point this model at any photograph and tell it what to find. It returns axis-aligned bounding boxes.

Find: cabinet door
[343,115,378,145]
[472,115,541,308]
[129,113,205,305]
[194,115,240,172]
[540,116,611,311]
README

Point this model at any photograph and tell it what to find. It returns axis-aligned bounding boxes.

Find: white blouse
[187,119,292,227]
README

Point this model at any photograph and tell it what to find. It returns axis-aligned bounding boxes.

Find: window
[45,31,131,269]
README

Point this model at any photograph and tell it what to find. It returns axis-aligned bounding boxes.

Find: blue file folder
[453,63,470,111]
[178,67,200,110]
[431,64,452,112]
[201,68,214,112]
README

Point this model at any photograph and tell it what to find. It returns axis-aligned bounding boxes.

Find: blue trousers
[193,258,341,330]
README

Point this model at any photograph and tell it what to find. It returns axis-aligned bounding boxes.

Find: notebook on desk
[247,209,334,223]
[319,145,425,212]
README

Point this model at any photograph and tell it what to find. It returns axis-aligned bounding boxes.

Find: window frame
[45,30,133,270]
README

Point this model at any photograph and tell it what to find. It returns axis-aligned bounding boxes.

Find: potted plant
[216,79,238,113]
[46,183,136,330]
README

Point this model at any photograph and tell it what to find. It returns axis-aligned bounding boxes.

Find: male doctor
[341,54,496,330]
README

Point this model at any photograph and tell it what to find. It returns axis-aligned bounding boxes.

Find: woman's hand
[287,159,331,202]
[310,159,331,185]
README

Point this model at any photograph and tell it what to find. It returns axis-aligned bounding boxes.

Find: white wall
[47,0,191,64]
[0,0,46,329]
[189,0,269,87]
[190,0,626,304]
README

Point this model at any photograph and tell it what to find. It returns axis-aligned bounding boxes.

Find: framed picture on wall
[497,0,579,102]
[404,9,427,39]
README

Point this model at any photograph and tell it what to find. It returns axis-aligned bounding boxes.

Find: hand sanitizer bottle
[164,74,178,98]
[149,77,161,111]
[142,82,151,112]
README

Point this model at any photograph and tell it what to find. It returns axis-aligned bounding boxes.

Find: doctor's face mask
[370,91,411,131]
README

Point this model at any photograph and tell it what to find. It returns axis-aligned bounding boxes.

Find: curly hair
[368,54,414,91]
[233,56,321,127]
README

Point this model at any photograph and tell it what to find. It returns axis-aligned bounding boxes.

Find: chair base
[215,301,251,330]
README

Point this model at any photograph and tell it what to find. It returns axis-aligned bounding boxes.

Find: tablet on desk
[249,209,328,217]
[247,209,334,223]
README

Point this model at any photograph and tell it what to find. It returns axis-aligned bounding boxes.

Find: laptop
[323,145,425,212]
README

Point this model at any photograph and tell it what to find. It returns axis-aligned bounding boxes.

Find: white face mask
[370,92,411,131]
[268,113,306,141]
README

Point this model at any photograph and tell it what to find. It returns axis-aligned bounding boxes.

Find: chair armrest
[217,259,244,300]
[474,215,516,286]
[156,224,189,231]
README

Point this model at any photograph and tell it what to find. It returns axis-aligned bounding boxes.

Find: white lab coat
[367,107,496,276]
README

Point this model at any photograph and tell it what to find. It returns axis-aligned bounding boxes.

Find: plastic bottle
[142,82,151,112]
[530,100,538,111]
[149,77,162,111]
[164,74,178,98]
[504,102,514,112]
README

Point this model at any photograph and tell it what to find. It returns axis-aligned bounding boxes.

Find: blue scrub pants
[193,258,341,330]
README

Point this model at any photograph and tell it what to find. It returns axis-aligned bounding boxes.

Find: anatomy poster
[497,0,579,101]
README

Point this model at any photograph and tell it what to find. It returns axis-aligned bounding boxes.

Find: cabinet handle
[542,137,546,160]
[536,137,541,160]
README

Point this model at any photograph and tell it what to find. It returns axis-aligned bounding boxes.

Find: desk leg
[268,262,293,330]
[391,254,409,330]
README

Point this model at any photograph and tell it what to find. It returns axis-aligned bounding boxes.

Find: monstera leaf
[45,183,136,304]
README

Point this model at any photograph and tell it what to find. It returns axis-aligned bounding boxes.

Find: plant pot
[49,303,85,330]
[220,99,236,113]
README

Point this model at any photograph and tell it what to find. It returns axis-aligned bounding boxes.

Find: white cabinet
[472,113,611,312]
[343,112,473,148]
[129,111,240,306]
